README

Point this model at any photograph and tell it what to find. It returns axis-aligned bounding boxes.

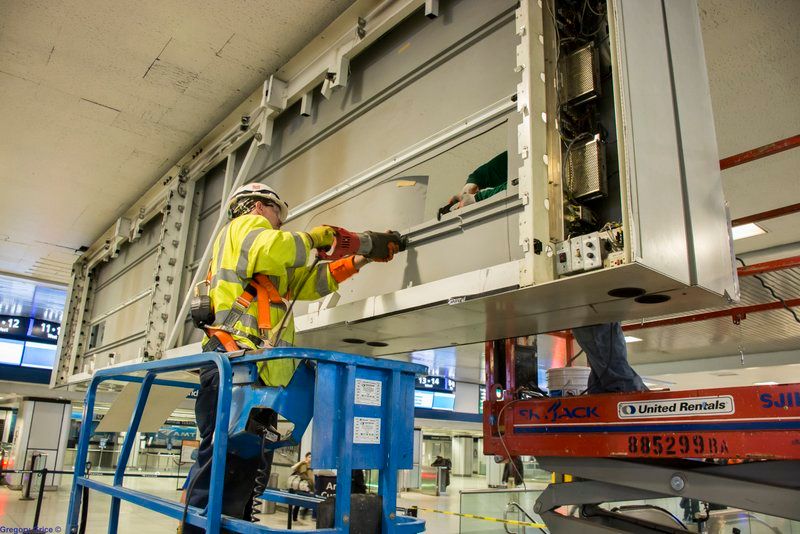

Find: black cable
[78,486,89,534]
[77,461,92,534]
[250,431,271,523]
[269,256,321,347]
[495,399,527,491]
[568,349,585,366]
[181,460,211,532]
[737,257,800,324]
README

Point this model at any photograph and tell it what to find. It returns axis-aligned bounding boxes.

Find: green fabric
[475,182,507,202]
[466,151,508,190]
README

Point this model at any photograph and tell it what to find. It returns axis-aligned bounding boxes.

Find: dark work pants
[184,367,277,532]
[572,322,648,393]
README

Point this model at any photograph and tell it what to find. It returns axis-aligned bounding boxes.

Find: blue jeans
[571,322,647,393]
[184,367,276,532]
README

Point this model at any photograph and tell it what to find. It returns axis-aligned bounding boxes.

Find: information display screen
[414,390,434,409]
[0,275,65,373]
[20,341,57,369]
[0,315,28,337]
[415,375,455,393]
[0,339,25,365]
[28,320,61,342]
[414,390,455,411]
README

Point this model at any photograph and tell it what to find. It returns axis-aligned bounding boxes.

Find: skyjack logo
[617,395,735,419]
[518,400,599,422]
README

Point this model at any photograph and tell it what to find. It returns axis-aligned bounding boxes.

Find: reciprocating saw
[316,226,407,261]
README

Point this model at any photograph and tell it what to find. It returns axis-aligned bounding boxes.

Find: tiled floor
[0,474,536,533]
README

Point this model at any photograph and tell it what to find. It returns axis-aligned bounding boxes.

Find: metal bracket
[300,91,314,117]
[425,0,439,19]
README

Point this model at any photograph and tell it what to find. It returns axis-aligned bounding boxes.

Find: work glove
[308,225,336,249]
[370,241,400,263]
[456,193,476,209]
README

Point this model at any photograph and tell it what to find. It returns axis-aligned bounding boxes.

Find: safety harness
[194,256,358,352]
[199,273,287,353]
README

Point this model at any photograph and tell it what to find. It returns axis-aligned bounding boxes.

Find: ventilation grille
[560,43,601,106]
[566,135,607,201]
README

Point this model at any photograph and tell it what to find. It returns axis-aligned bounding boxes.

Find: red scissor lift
[483,339,800,533]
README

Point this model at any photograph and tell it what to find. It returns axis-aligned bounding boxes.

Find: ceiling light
[624,336,642,343]
[753,381,778,386]
[731,222,766,240]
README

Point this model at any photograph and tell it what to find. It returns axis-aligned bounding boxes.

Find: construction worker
[446,153,647,394]
[447,151,508,210]
[184,183,396,531]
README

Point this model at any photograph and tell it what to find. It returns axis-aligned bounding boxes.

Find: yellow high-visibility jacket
[204,214,339,386]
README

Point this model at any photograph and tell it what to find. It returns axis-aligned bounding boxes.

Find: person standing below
[288,452,314,521]
[184,183,397,531]
[446,153,647,394]
[431,455,452,488]
[502,456,524,488]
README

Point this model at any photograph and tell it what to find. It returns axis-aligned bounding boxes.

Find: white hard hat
[227,183,289,221]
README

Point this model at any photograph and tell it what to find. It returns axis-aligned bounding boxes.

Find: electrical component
[555,240,572,276]
[604,250,625,268]
[570,236,584,272]
[555,227,624,276]
[566,134,607,201]
[565,202,596,236]
[601,225,626,268]
[559,43,601,106]
[581,234,602,271]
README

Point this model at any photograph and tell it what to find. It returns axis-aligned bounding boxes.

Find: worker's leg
[184,367,271,531]
[183,367,220,534]
[571,322,647,393]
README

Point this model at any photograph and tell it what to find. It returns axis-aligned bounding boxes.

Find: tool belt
[195,273,287,353]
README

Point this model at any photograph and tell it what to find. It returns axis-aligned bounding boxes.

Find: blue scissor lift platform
[66,348,427,533]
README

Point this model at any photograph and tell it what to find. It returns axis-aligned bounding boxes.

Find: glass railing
[459,488,545,533]
[521,460,551,483]
[596,498,800,534]
[460,488,800,533]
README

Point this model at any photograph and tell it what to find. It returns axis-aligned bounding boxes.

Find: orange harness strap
[204,273,285,347]
[252,274,284,335]
[206,329,240,352]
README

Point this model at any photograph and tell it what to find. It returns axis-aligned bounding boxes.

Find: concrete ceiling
[700,0,800,254]
[0,0,356,284]
[0,0,796,284]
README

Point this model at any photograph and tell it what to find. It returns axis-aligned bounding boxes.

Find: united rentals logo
[618,395,735,419]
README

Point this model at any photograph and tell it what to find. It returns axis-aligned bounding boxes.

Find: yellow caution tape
[410,506,547,528]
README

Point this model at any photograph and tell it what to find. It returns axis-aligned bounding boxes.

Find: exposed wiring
[578,0,607,37]
[736,257,800,324]
[599,221,623,251]
[519,386,549,399]
[585,0,605,17]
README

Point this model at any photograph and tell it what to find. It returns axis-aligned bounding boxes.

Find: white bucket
[547,366,591,397]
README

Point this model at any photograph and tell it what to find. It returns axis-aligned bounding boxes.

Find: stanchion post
[33,467,48,531]
[21,453,40,501]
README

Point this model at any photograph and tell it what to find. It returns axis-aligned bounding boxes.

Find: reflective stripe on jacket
[203,214,339,386]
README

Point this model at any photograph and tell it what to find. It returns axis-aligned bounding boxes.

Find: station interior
[1,0,799,533]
